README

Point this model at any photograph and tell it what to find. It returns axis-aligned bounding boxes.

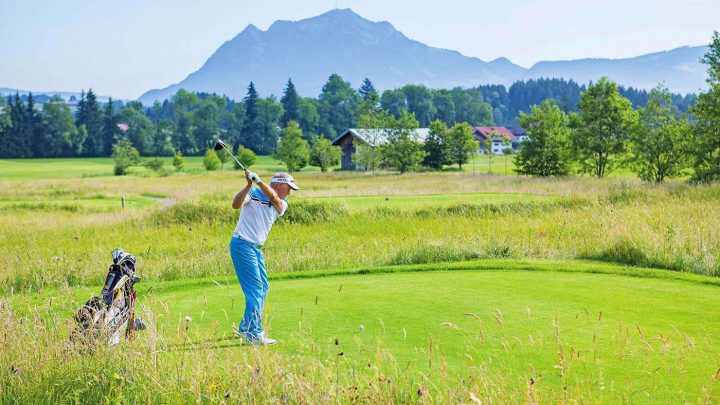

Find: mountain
[523,46,709,94]
[138,9,709,104]
[139,9,525,104]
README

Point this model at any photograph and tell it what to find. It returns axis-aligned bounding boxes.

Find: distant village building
[333,126,529,169]
[331,128,429,170]
[472,126,529,155]
[509,127,529,146]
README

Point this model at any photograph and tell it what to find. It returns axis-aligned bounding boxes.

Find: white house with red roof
[472,126,519,155]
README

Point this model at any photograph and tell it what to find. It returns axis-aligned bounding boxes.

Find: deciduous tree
[572,77,637,177]
[691,31,720,183]
[310,138,341,172]
[515,100,573,176]
[274,121,309,172]
[446,122,478,169]
[628,84,692,182]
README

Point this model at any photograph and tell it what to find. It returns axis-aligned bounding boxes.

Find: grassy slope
[9,260,720,402]
[2,176,719,290]
[304,191,555,211]
[1,158,718,401]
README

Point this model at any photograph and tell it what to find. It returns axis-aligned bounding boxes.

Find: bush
[234,146,257,170]
[144,157,165,172]
[148,200,348,227]
[274,121,309,172]
[172,151,185,172]
[111,139,140,176]
[577,237,681,272]
[310,138,341,172]
[216,145,232,169]
[202,149,221,171]
[386,245,483,265]
[148,202,234,226]
[280,200,348,224]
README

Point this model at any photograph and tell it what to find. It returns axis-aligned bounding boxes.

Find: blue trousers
[229,237,268,339]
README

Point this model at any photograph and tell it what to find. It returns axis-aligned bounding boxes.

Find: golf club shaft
[221,143,246,170]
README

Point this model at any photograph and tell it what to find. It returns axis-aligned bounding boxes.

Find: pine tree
[238,83,281,155]
[0,97,12,158]
[244,82,259,122]
[26,93,44,157]
[359,78,378,101]
[102,98,118,156]
[240,82,260,150]
[77,89,105,156]
[280,78,300,127]
[7,94,31,157]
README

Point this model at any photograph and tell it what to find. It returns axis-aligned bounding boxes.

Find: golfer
[229,170,298,345]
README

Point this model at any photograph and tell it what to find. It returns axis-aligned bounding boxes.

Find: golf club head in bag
[214,139,245,170]
[111,248,125,264]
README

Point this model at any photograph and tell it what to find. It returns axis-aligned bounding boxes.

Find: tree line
[270,32,720,184]
[514,31,720,184]
[0,69,695,160]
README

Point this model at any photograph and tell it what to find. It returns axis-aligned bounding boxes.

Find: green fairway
[0,157,116,179]
[0,155,656,181]
[8,260,720,402]
[0,156,289,180]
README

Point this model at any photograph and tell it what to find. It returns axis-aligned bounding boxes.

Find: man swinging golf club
[229,168,298,345]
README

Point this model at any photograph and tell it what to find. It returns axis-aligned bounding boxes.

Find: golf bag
[71,248,145,346]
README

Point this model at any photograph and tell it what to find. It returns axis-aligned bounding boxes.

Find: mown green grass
[460,154,690,178]
[460,154,519,175]
[4,260,720,402]
[1,154,647,181]
[0,156,289,180]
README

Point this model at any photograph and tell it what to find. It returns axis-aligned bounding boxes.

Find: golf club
[214,139,246,171]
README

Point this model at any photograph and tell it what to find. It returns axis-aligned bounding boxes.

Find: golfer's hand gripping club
[245,169,262,184]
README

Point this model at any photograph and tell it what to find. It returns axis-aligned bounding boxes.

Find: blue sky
[1,0,718,99]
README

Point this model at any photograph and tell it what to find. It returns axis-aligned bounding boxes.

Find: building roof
[472,126,516,142]
[332,128,430,146]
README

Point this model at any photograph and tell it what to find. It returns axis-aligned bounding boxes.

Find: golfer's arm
[232,185,252,209]
[256,182,285,214]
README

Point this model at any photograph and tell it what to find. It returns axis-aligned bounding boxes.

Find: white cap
[270,172,300,190]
